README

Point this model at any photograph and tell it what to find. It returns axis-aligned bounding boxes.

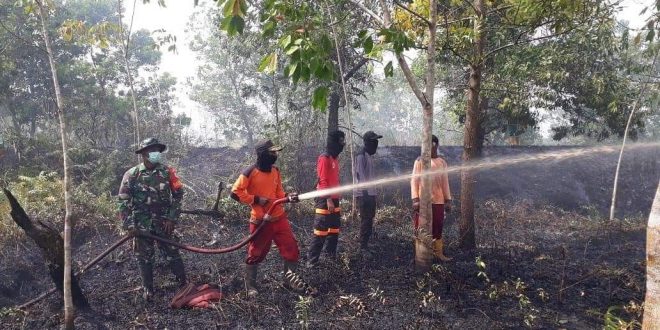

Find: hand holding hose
[287,192,300,203]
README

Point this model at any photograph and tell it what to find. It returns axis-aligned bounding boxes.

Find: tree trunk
[610,53,657,221]
[3,189,89,310]
[413,0,438,273]
[117,0,141,149]
[35,1,76,327]
[643,181,660,329]
[459,0,486,250]
[376,0,436,271]
[327,89,340,134]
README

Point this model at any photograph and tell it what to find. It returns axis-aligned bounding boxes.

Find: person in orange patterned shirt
[410,135,453,261]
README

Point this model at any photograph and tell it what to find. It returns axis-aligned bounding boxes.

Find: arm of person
[117,169,133,230]
[166,167,185,223]
[231,173,258,205]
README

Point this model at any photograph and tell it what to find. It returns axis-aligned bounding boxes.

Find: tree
[32,0,75,327]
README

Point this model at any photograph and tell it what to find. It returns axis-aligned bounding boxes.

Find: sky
[126,0,655,142]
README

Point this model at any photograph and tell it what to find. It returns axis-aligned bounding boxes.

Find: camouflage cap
[135,137,167,154]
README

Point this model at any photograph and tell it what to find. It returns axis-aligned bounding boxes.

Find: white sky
[126,0,655,142]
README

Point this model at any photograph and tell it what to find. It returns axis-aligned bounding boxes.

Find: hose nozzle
[287,193,300,203]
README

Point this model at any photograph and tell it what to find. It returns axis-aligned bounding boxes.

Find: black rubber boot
[139,263,154,301]
[169,258,187,287]
[244,264,259,298]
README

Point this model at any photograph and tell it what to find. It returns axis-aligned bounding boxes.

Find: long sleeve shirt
[231,165,286,221]
[316,153,341,199]
[354,148,376,197]
[410,156,452,204]
[117,163,184,228]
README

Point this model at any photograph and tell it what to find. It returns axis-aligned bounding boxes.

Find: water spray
[298,142,660,201]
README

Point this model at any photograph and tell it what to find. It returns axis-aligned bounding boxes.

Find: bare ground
[0,197,646,329]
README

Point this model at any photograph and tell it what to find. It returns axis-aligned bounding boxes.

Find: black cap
[255,139,284,154]
[363,131,383,141]
[135,137,167,154]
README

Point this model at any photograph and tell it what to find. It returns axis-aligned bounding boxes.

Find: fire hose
[18,196,297,309]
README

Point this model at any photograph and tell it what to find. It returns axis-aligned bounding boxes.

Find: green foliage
[294,295,313,329]
[0,172,117,237]
[312,86,328,111]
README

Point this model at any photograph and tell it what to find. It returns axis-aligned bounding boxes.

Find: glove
[162,219,176,235]
[412,198,420,211]
[288,192,300,203]
[263,214,277,222]
[444,201,452,213]
[255,196,269,206]
[326,199,335,213]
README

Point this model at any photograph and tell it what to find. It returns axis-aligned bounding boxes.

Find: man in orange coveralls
[231,139,317,297]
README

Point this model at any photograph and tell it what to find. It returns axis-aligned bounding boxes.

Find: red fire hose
[18,196,296,309]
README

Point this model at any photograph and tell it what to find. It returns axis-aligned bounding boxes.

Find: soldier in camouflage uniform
[117,137,187,301]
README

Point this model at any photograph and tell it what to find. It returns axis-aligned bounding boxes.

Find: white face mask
[147,151,163,164]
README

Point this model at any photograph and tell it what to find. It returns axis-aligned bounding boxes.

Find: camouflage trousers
[133,219,183,267]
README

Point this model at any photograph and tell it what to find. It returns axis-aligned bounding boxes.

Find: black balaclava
[364,139,378,155]
[257,152,277,171]
[326,130,346,157]
[431,134,439,158]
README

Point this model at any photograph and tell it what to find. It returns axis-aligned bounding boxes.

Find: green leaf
[607,101,617,113]
[384,61,393,77]
[285,62,299,77]
[279,35,292,49]
[319,34,332,52]
[263,20,276,38]
[230,15,245,35]
[646,28,655,42]
[285,45,300,55]
[258,53,278,74]
[223,0,237,17]
[363,37,373,55]
[312,86,329,111]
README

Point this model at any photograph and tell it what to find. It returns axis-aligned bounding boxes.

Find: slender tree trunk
[326,7,357,222]
[118,0,141,149]
[610,52,657,221]
[460,0,485,250]
[376,0,436,271]
[273,75,280,137]
[35,1,74,328]
[644,180,660,329]
[327,89,340,134]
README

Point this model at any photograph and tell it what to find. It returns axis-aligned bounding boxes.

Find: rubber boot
[433,239,452,262]
[169,258,187,287]
[139,263,154,301]
[283,261,318,296]
[244,264,259,298]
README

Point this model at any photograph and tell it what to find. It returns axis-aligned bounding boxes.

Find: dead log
[180,181,225,219]
[3,188,89,309]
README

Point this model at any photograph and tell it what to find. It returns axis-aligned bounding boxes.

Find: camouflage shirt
[118,163,184,230]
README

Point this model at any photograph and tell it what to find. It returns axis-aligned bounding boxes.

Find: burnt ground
[0,145,656,329]
[0,198,647,329]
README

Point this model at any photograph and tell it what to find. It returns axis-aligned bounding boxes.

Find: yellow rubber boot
[433,239,452,261]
